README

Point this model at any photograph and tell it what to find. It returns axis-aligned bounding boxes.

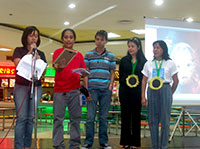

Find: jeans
[14,84,42,149]
[84,88,112,145]
[147,84,172,149]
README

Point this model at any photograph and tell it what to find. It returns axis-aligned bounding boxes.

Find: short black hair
[21,26,41,48]
[61,28,76,40]
[153,40,171,60]
[95,30,108,41]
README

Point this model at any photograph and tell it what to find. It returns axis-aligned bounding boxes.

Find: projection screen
[145,18,200,106]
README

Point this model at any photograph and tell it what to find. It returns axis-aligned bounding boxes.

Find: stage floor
[1,136,200,149]
[0,119,200,148]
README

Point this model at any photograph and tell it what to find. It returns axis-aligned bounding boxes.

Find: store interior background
[1,1,200,148]
[0,0,200,100]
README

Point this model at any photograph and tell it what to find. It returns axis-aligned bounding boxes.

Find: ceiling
[0,0,200,60]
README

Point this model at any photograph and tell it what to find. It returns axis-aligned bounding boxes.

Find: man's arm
[109,69,115,91]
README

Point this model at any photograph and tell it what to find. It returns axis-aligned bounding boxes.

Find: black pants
[120,94,141,147]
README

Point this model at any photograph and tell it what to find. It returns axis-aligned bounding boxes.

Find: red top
[53,48,86,92]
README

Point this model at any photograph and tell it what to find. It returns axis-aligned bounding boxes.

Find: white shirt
[142,59,178,83]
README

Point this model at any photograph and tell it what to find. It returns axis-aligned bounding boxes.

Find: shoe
[100,144,112,149]
[129,146,138,149]
[81,144,92,149]
[120,145,130,149]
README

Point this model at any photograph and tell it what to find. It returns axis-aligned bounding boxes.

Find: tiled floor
[0,119,200,149]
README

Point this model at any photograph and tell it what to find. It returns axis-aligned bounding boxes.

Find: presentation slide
[145,18,200,106]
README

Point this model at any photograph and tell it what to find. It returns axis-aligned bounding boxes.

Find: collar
[93,48,107,55]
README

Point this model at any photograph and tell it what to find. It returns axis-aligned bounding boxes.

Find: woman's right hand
[54,58,66,72]
[141,97,147,107]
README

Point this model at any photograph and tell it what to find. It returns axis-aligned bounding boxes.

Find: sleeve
[110,52,116,70]
[52,49,59,64]
[12,47,21,61]
[52,51,56,63]
[79,52,86,68]
[84,53,90,68]
[141,61,149,77]
[170,60,178,76]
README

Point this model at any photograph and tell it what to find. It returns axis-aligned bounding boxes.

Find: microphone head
[33,48,37,52]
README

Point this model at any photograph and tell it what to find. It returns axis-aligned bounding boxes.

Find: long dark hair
[127,37,146,63]
[153,40,171,60]
[21,26,41,48]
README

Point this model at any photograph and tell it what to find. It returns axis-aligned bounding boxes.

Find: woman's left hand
[36,52,41,59]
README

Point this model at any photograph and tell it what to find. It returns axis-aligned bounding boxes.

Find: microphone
[31,43,38,55]
[32,48,37,55]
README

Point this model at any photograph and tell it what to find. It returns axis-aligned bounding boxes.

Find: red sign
[0,66,16,75]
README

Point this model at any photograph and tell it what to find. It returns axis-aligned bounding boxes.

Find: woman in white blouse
[141,40,179,149]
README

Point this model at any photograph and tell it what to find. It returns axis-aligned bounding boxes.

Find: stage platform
[0,136,200,149]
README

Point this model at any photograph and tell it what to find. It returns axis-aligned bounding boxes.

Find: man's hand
[86,93,91,102]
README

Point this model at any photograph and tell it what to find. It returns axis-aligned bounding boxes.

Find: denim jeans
[14,84,42,149]
[147,84,172,149]
[84,88,112,145]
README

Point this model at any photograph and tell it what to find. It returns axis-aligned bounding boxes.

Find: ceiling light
[155,0,164,6]
[130,29,145,35]
[108,32,120,38]
[185,17,194,22]
[0,48,12,51]
[68,3,76,9]
[64,21,70,26]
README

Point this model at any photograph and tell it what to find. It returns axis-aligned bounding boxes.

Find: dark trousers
[120,92,141,147]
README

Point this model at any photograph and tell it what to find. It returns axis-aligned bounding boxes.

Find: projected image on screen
[157,29,200,94]
[145,18,200,102]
